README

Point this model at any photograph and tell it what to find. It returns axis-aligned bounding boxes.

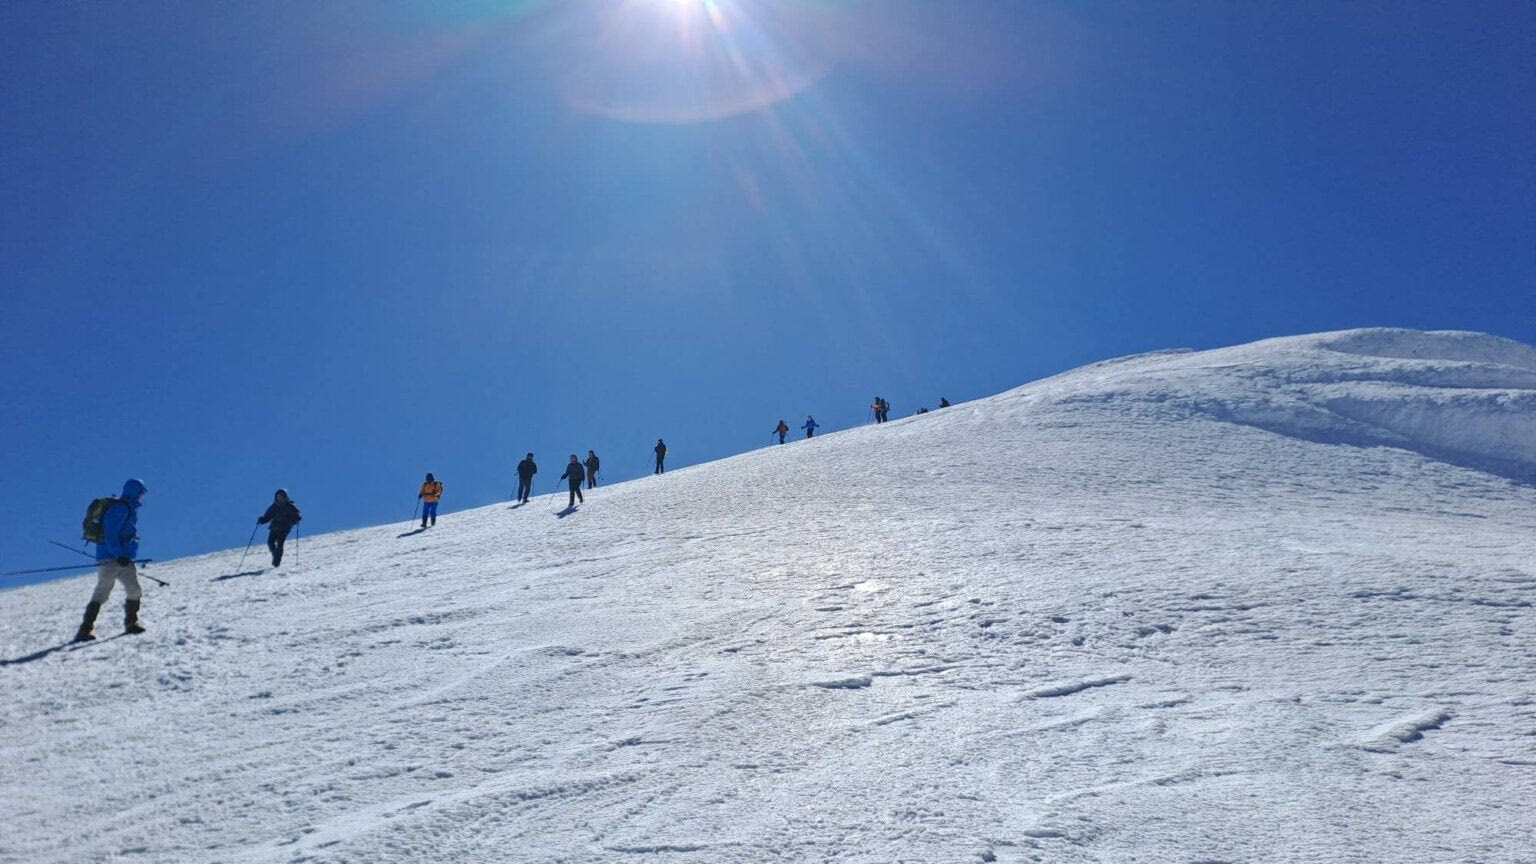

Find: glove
[115,556,132,566]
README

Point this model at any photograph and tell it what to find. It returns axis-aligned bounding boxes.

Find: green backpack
[81,497,121,545]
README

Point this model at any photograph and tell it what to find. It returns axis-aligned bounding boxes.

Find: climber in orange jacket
[419,473,443,528]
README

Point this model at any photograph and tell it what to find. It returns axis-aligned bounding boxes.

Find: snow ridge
[1027,328,1536,482]
[1361,710,1454,753]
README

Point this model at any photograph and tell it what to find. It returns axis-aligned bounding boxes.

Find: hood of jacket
[121,478,147,506]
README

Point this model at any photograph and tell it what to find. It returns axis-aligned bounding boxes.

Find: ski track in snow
[3,329,1536,863]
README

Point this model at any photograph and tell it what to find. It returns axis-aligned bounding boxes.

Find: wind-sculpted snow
[3,329,1535,863]
[1320,328,1536,369]
[1036,328,1536,482]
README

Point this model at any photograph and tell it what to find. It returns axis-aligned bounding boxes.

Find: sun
[558,0,835,124]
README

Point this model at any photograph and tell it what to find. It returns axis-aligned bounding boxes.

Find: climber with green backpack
[74,478,148,642]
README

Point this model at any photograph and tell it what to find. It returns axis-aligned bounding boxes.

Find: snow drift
[1024,328,1536,481]
[3,328,1534,864]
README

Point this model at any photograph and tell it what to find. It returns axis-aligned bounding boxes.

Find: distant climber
[74,478,148,642]
[654,439,667,474]
[939,397,950,408]
[516,453,537,504]
[258,488,302,566]
[561,455,586,507]
[871,397,890,423]
[803,415,819,438]
[585,451,600,489]
[418,473,443,527]
[774,419,789,445]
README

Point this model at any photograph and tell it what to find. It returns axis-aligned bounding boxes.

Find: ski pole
[236,523,260,572]
[410,499,421,527]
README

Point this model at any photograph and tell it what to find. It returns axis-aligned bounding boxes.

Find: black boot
[74,601,101,642]
[124,599,145,635]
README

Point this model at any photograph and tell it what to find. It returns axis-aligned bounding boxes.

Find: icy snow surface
[4,328,1535,863]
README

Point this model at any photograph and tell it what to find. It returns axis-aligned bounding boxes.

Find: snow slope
[4,328,1535,864]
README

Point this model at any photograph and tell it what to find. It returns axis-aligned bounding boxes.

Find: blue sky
[3,1,1533,586]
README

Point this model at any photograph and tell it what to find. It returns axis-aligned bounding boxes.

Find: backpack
[82,497,121,544]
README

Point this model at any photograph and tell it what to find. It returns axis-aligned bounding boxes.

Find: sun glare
[558,0,834,124]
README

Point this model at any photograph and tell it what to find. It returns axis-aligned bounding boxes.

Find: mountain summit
[4,329,1534,863]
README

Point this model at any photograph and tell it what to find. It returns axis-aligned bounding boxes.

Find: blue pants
[422,501,438,525]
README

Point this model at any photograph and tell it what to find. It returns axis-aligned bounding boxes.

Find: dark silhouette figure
[560,455,585,507]
[585,450,600,489]
[258,489,302,567]
[654,439,667,474]
[774,419,789,444]
[516,453,537,503]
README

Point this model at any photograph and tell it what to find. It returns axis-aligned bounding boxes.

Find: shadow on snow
[2,632,128,666]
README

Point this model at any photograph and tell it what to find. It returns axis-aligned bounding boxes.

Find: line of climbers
[69,396,958,641]
[513,447,620,508]
[771,395,952,443]
[869,395,950,424]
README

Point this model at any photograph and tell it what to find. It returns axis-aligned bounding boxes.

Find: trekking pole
[2,558,156,578]
[236,523,260,572]
[48,539,94,560]
[410,499,420,527]
[2,562,99,577]
[137,562,169,587]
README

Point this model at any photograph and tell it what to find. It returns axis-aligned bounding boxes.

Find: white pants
[91,560,142,604]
